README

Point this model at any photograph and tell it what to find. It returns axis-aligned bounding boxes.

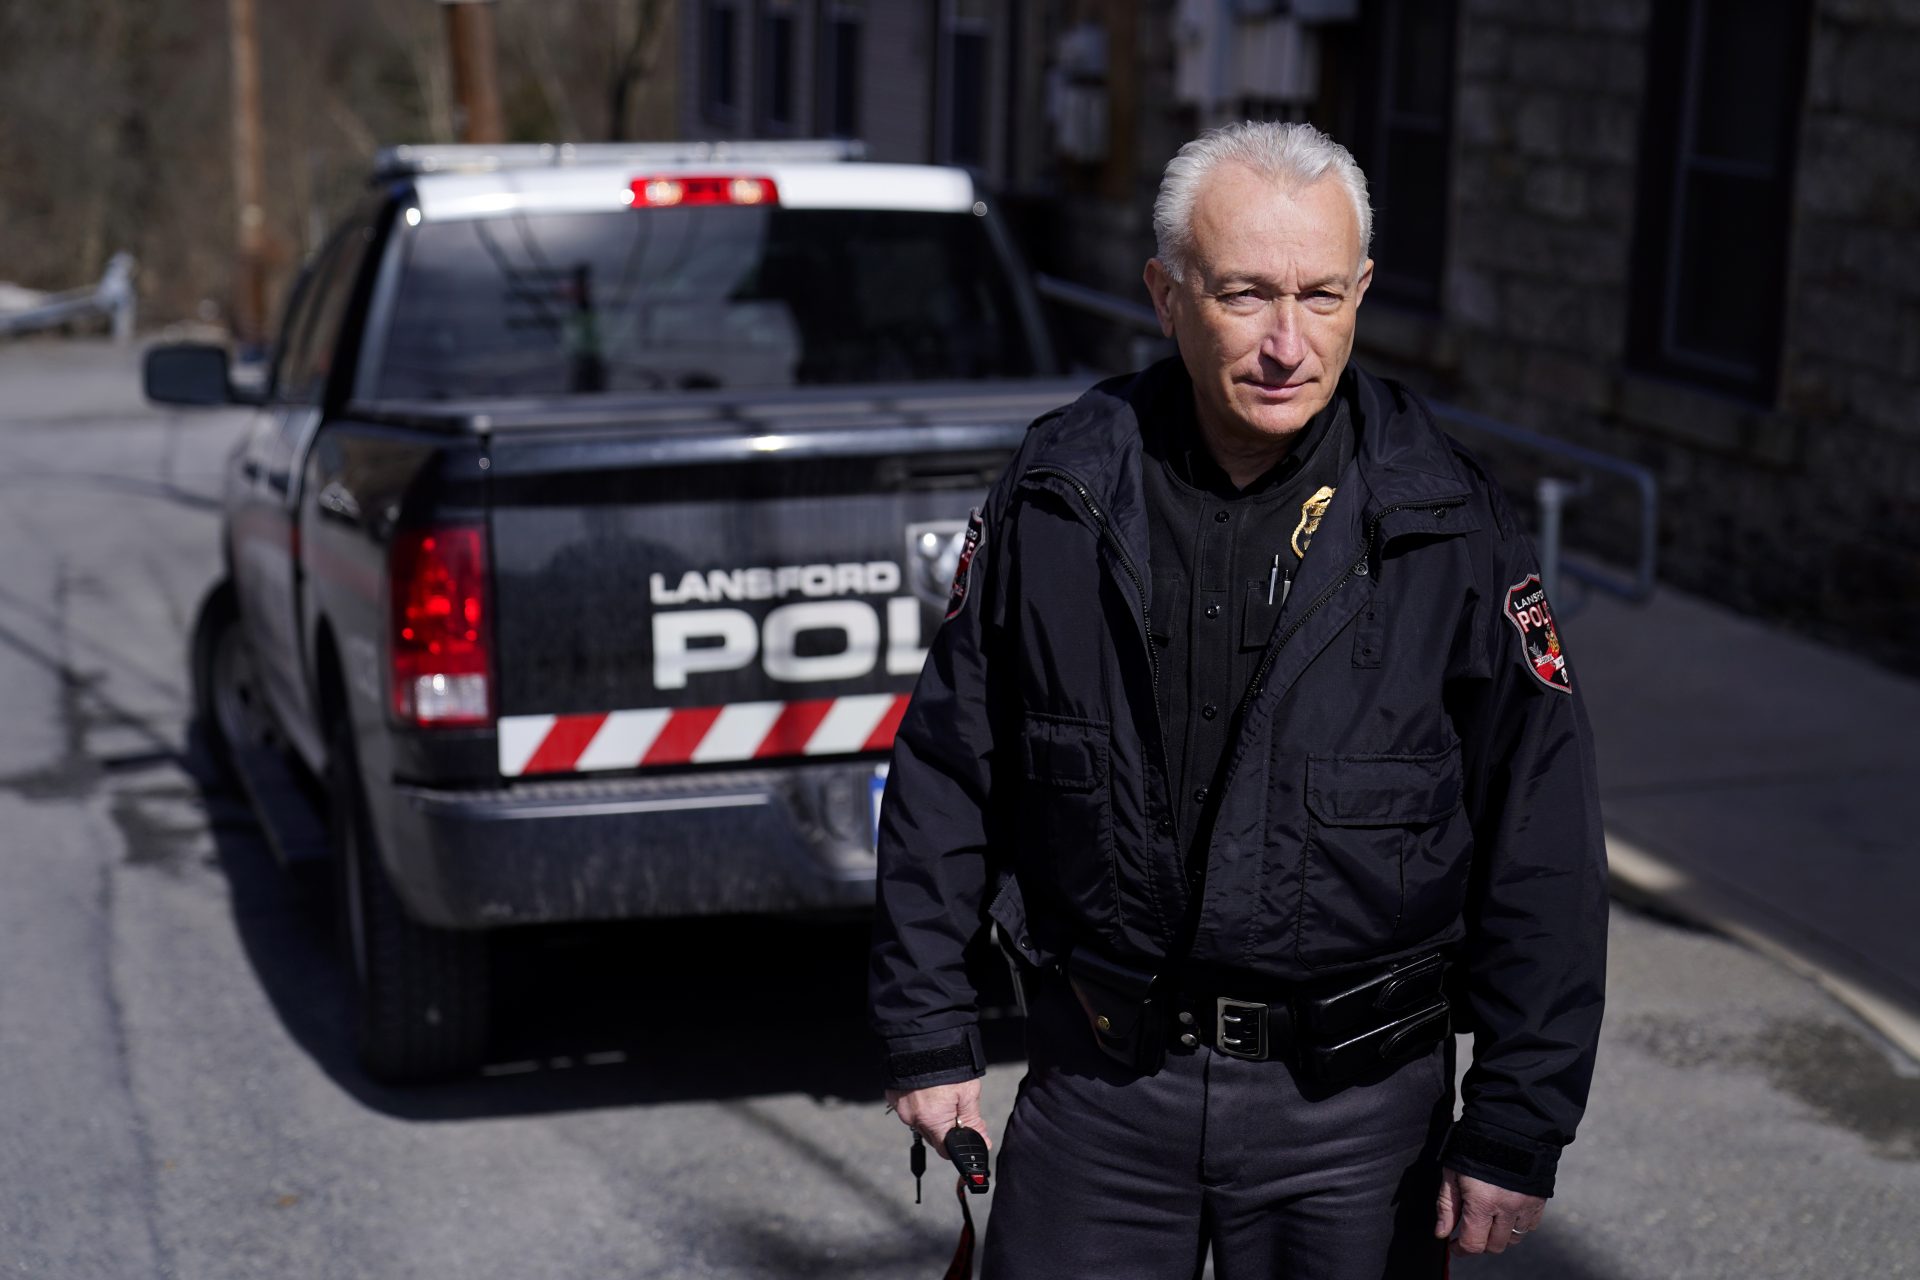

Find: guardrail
[1031,273,1658,608]
[0,253,136,342]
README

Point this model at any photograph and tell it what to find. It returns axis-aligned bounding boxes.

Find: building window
[939,0,991,169]
[1628,0,1810,401]
[702,1,738,123]
[1354,0,1456,310]
[758,1,796,133]
[816,0,863,138]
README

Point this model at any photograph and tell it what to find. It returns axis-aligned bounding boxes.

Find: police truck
[145,141,1079,1080]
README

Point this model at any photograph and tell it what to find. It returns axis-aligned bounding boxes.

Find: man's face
[1144,165,1373,446]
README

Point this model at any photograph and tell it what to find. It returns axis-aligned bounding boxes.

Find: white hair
[1152,121,1373,282]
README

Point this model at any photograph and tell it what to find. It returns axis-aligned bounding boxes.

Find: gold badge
[1292,485,1336,559]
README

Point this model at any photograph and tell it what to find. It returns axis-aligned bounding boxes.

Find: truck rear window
[374,207,1043,398]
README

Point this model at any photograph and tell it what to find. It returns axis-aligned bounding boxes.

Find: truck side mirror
[144,342,238,406]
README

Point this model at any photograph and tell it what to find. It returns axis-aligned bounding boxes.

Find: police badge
[1503,574,1571,693]
[1292,485,1336,559]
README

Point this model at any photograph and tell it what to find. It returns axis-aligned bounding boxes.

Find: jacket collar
[1018,358,1472,562]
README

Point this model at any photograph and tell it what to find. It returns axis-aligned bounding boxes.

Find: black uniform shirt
[1140,361,1356,873]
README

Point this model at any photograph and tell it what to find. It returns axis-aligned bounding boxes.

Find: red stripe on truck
[755,698,838,758]
[521,713,609,775]
[862,696,911,751]
[642,704,725,766]
[499,694,910,778]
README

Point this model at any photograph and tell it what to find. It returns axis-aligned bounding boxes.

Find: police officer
[870,121,1607,1278]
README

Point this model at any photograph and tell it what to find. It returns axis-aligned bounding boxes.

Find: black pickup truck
[147,142,1081,1081]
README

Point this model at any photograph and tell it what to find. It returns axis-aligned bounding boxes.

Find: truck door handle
[240,458,262,482]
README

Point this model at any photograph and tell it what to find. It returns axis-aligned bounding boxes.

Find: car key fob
[945,1125,991,1193]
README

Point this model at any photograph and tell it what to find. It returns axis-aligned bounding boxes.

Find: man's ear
[1354,258,1375,308]
[1143,258,1178,338]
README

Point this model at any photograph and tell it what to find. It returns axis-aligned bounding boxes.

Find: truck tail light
[627,174,779,208]
[389,526,492,728]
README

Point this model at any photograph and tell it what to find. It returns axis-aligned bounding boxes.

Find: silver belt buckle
[1215,997,1269,1061]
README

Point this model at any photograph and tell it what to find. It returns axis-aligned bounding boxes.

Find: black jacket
[869,363,1608,1197]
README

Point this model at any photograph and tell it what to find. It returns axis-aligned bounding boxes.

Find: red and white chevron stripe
[497,693,910,778]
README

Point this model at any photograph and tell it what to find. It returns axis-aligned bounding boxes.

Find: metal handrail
[0,252,136,343]
[1028,274,1659,606]
[1426,402,1658,605]
[1034,273,1163,332]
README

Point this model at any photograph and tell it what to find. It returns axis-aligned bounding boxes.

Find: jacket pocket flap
[1021,714,1108,790]
[1305,752,1462,826]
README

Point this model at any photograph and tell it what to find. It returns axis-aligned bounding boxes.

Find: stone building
[1338,0,1920,667]
[672,0,1920,664]
[675,1,1049,187]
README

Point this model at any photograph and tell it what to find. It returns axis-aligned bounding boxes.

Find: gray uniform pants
[981,971,1452,1280]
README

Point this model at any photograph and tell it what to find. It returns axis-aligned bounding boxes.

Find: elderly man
[870,121,1607,1278]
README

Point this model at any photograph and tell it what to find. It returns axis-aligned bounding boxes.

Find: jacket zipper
[1196,492,1472,917]
[1236,494,1470,716]
[1020,468,1468,911]
[1023,465,1181,847]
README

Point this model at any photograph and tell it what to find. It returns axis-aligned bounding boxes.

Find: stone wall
[672,0,1920,663]
[1355,0,1920,667]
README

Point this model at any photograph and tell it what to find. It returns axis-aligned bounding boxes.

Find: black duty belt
[1061,947,1452,1086]
[1168,991,1297,1063]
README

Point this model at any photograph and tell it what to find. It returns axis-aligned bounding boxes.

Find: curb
[1607,835,1920,1068]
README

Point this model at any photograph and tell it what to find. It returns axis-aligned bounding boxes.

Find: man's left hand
[1434,1168,1546,1257]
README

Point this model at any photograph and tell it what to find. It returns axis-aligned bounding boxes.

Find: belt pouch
[1294,952,1450,1086]
[1064,948,1167,1075]
[1297,951,1446,1043]
[1300,1000,1449,1085]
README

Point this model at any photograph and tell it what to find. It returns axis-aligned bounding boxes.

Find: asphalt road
[2,340,1915,1278]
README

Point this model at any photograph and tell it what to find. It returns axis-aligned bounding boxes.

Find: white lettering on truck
[652,609,760,690]
[649,561,900,605]
[650,560,930,689]
[763,601,880,682]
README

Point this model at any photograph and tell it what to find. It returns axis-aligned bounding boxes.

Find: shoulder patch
[945,506,985,621]
[1503,574,1571,693]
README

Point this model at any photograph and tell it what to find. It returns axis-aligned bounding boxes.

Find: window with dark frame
[816,0,863,139]
[758,1,796,133]
[702,0,738,123]
[1353,0,1456,311]
[1628,0,1810,402]
[939,0,990,170]
[277,220,374,406]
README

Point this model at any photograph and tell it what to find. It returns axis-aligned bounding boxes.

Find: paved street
[2,340,1916,1278]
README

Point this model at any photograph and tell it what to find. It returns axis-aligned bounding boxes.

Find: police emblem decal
[1503,574,1571,693]
[945,507,985,620]
[1292,485,1336,559]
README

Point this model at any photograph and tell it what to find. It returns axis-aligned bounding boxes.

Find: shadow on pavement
[164,736,1636,1278]
[1457,1229,1621,1280]
[188,731,1026,1121]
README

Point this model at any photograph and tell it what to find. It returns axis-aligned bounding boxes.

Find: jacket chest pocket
[1296,749,1467,968]
[1017,712,1117,925]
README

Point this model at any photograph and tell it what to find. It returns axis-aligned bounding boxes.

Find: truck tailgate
[482,387,1074,780]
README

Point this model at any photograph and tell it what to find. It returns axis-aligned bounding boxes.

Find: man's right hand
[886,1078,989,1160]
